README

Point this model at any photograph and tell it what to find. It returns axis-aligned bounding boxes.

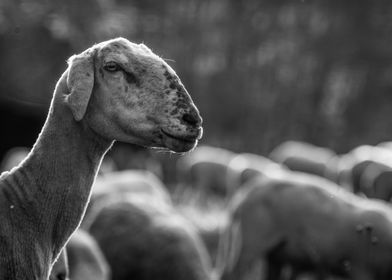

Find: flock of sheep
[170,141,392,280]
[1,37,392,280]
[193,142,392,280]
[5,138,392,280]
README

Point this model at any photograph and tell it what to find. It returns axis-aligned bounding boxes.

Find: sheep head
[64,37,203,153]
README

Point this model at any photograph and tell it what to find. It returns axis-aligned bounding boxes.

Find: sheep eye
[104,62,120,72]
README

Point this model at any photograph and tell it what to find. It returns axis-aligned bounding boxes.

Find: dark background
[1,0,392,160]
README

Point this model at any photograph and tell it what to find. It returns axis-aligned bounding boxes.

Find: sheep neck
[29,97,112,248]
[0,85,113,278]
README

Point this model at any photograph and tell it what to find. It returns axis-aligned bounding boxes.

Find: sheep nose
[182,111,203,127]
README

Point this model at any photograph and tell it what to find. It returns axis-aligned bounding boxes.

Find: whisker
[163,57,176,63]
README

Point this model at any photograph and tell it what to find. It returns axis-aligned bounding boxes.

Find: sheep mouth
[160,129,201,153]
[161,129,199,143]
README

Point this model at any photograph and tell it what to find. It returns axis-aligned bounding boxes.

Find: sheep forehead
[96,37,163,67]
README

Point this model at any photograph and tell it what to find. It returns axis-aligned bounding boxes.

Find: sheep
[217,170,392,280]
[175,145,236,198]
[87,194,214,280]
[331,145,392,194]
[359,161,392,202]
[85,168,217,278]
[0,37,202,279]
[226,152,286,194]
[269,141,337,179]
[82,169,171,229]
[67,229,110,280]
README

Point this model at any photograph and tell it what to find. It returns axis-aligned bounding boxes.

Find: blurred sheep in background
[329,145,392,197]
[175,145,236,198]
[87,194,214,280]
[83,169,172,229]
[269,141,337,179]
[218,170,392,280]
[226,152,286,195]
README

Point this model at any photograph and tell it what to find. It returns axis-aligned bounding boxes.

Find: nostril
[182,112,202,126]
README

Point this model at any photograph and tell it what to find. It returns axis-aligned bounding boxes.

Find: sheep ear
[66,50,95,121]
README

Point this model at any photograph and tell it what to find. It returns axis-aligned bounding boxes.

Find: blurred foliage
[1,0,392,156]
